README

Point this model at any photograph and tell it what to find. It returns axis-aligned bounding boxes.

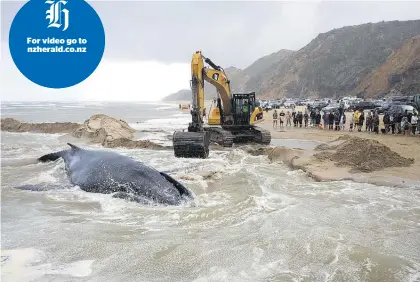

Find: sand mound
[1,115,165,150]
[72,115,164,149]
[314,136,414,172]
[72,114,136,145]
[1,118,81,133]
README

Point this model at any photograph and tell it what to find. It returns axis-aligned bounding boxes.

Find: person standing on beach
[315,110,322,128]
[323,111,328,129]
[304,111,309,128]
[402,116,410,135]
[272,110,278,128]
[279,110,285,127]
[310,110,316,127]
[366,111,372,132]
[334,111,340,131]
[340,113,346,131]
[397,112,403,134]
[389,112,395,134]
[373,112,379,134]
[383,112,390,133]
[354,110,359,131]
[411,113,418,135]
[286,111,292,127]
[299,112,303,127]
[328,111,334,130]
[358,111,365,132]
[349,113,354,132]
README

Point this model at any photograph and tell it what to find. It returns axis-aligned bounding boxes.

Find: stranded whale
[18,143,194,206]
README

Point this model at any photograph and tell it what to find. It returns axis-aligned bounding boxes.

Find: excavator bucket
[173,131,210,158]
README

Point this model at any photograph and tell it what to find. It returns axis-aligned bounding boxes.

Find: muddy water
[1,102,420,281]
[2,132,420,282]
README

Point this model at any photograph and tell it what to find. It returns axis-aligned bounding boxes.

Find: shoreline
[2,106,420,189]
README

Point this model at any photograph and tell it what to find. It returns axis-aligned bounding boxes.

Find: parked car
[373,100,384,107]
[322,103,341,112]
[375,101,396,114]
[390,96,412,103]
[388,104,418,116]
[308,101,328,111]
[283,101,296,108]
[354,101,377,111]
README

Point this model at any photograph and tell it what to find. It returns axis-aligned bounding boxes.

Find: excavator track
[219,125,271,145]
[172,126,270,159]
[204,126,234,147]
[251,126,271,145]
[173,131,210,158]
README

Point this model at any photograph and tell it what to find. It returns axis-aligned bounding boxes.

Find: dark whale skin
[36,143,194,206]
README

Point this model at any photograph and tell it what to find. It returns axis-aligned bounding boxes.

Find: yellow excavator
[172,51,271,158]
[206,97,265,125]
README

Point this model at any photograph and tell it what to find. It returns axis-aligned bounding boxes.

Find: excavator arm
[189,51,233,130]
[203,68,233,123]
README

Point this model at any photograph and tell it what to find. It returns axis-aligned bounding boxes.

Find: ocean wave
[129,115,190,132]
[1,248,94,281]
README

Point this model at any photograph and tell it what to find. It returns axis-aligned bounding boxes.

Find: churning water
[1,102,420,282]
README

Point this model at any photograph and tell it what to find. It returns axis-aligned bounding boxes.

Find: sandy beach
[257,107,420,188]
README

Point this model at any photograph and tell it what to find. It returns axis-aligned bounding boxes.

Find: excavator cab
[231,93,256,126]
[230,92,264,126]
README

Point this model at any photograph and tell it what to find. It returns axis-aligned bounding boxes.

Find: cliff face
[251,20,420,98]
[243,49,294,79]
[352,36,420,98]
[164,20,420,101]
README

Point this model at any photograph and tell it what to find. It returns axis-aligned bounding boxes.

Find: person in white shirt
[349,114,354,132]
[411,113,418,135]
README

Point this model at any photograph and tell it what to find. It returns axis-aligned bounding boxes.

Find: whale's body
[33,143,194,205]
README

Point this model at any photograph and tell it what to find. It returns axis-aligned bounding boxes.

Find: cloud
[0,43,190,101]
[80,60,190,101]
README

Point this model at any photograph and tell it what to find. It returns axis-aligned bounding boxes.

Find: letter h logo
[45,0,69,31]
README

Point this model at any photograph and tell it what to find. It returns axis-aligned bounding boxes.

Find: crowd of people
[272,108,420,136]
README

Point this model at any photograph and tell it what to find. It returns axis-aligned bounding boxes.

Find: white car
[283,101,295,108]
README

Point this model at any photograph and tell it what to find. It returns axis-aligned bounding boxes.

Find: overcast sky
[1,1,420,101]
